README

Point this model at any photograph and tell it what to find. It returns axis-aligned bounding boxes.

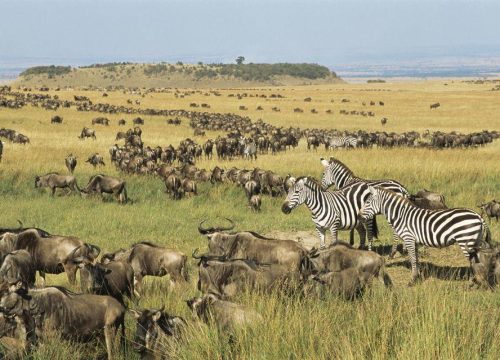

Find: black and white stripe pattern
[320,157,409,196]
[359,186,491,284]
[282,177,378,250]
[327,136,358,150]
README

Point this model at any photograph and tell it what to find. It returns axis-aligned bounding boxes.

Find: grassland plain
[0,80,499,359]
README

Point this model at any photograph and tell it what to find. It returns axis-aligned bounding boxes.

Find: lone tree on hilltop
[236,56,245,65]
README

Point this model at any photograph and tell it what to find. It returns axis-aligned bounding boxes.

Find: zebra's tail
[482,220,492,247]
[372,216,379,240]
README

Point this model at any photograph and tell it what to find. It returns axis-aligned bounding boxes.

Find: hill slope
[13,62,343,88]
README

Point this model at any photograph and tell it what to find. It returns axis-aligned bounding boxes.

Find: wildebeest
[308,242,392,287]
[78,127,96,140]
[130,306,185,359]
[86,153,105,167]
[118,119,126,126]
[50,115,63,124]
[192,254,299,298]
[430,102,440,109]
[284,174,296,193]
[165,174,183,200]
[0,310,36,359]
[35,173,80,196]
[0,140,3,162]
[65,154,77,174]
[0,284,125,360]
[102,242,188,295]
[81,174,127,203]
[249,195,261,212]
[410,189,447,210]
[0,230,100,285]
[181,178,197,197]
[244,180,261,201]
[92,117,110,126]
[186,294,262,331]
[78,260,135,305]
[478,200,500,222]
[0,250,36,288]
[133,117,144,125]
[312,268,371,300]
[197,222,315,273]
[381,117,387,126]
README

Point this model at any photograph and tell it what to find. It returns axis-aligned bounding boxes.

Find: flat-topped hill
[13,62,343,88]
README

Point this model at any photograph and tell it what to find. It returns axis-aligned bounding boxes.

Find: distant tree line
[79,62,133,69]
[20,65,72,77]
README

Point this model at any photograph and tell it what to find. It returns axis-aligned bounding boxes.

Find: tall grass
[0,81,499,359]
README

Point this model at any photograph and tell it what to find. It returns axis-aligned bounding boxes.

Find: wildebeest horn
[197,218,235,234]
[69,245,84,260]
[90,245,101,258]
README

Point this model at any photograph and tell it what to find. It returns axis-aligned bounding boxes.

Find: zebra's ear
[368,186,377,196]
[320,158,329,167]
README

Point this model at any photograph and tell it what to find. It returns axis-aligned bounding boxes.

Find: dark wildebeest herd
[0,85,499,359]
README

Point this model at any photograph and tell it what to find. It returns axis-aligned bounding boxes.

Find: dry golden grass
[0,79,499,359]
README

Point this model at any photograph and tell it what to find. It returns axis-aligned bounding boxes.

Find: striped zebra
[321,156,410,256]
[359,186,492,286]
[282,177,378,250]
[320,157,410,196]
[327,136,358,150]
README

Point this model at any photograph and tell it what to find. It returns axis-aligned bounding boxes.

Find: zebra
[282,177,378,250]
[239,137,257,160]
[320,156,410,256]
[326,136,358,150]
[359,186,492,286]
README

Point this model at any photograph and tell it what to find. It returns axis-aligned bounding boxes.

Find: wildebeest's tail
[379,258,392,288]
[181,254,189,281]
[120,183,128,204]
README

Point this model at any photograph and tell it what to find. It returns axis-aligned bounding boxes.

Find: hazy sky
[1,0,500,66]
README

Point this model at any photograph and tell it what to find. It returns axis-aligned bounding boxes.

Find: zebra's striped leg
[316,227,327,250]
[389,233,404,259]
[329,226,339,247]
[404,237,420,286]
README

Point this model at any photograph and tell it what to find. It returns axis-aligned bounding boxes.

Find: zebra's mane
[376,187,413,205]
[329,158,355,177]
[296,176,323,190]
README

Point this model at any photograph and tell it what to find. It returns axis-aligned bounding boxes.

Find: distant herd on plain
[0,84,498,359]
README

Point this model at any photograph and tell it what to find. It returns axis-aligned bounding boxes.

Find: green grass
[0,80,499,359]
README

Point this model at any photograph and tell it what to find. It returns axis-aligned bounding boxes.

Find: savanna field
[1,79,499,359]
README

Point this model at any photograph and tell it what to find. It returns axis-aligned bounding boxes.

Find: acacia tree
[235,56,245,65]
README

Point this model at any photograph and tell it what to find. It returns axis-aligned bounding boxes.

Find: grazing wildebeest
[35,173,80,196]
[78,260,135,305]
[478,200,500,222]
[165,174,183,200]
[86,153,105,167]
[244,180,261,201]
[50,115,63,124]
[130,307,185,359]
[81,174,127,203]
[410,189,447,210]
[249,195,261,212]
[192,254,299,298]
[0,230,100,285]
[186,294,262,331]
[78,127,96,140]
[92,117,110,126]
[312,268,372,300]
[102,242,188,295]
[181,178,197,197]
[380,117,387,126]
[430,102,440,109]
[0,283,125,360]
[197,222,315,273]
[118,119,126,126]
[309,241,392,287]
[133,117,144,125]
[0,250,36,288]
[65,154,77,174]
[0,310,36,358]
[210,166,224,184]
